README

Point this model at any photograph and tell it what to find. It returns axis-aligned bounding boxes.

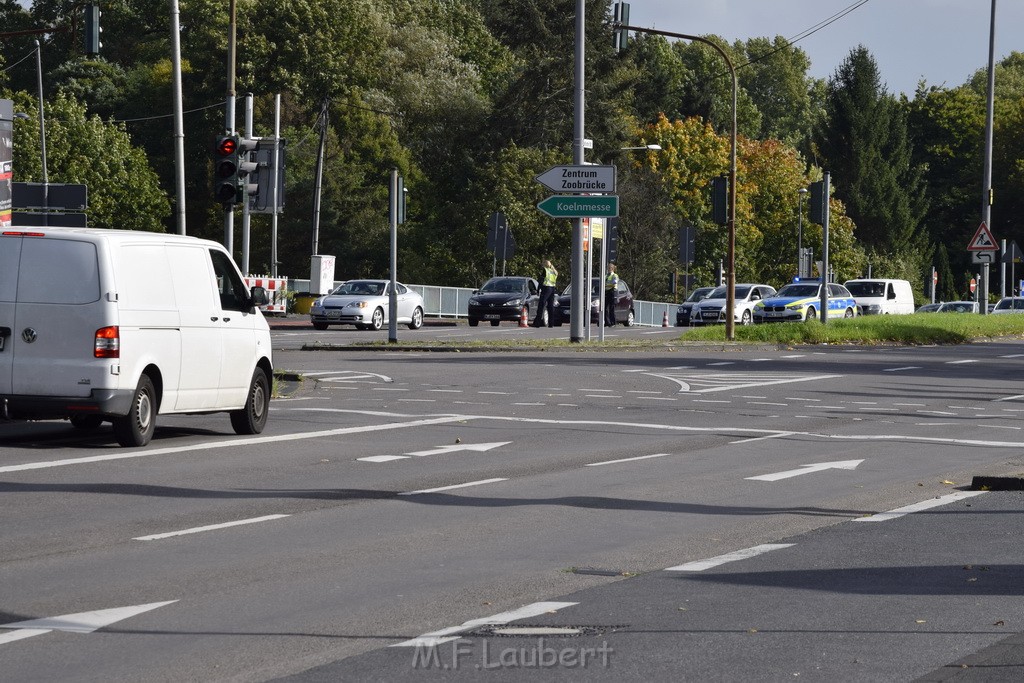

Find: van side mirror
[250,286,269,307]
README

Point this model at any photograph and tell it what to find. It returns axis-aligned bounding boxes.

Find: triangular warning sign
[968,222,998,250]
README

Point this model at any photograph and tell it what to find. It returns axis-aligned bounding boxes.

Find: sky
[627,0,1023,96]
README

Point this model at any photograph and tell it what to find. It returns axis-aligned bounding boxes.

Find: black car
[553,278,635,326]
[467,276,540,326]
[675,286,715,326]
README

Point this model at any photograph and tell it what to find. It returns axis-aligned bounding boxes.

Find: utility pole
[980,0,998,314]
[223,0,237,255]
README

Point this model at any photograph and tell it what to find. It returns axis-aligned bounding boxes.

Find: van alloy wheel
[112,375,156,447]
[231,368,269,435]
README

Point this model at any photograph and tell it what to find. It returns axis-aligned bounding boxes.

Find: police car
[753,280,858,323]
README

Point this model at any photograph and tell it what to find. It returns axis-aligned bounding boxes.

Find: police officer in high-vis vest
[534,259,558,327]
[604,263,619,327]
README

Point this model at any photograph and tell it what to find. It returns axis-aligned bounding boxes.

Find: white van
[0,227,273,447]
[843,279,915,315]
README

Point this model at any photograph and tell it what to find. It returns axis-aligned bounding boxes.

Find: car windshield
[686,288,714,303]
[995,298,1024,310]
[560,279,613,297]
[480,278,524,293]
[776,284,820,298]
[940,302,974,312]
[332,281,384,296]
[706,285,751,299]
[846,282,885,297]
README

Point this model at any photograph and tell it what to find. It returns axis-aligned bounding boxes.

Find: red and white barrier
[244,275,288,315]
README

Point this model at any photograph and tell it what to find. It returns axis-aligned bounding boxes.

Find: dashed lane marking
[665,544,795,571]
[854,491,988,522]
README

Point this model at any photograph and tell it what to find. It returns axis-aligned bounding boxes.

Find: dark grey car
[467,277,540,326]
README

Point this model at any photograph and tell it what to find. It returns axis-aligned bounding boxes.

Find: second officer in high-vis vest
[534,259,558,327]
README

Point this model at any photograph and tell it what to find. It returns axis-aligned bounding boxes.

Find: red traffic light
[216,136,238,156]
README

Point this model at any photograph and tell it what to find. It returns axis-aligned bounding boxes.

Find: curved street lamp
[616,24,738,339]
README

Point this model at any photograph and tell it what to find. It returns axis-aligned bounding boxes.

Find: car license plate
[327,310,341,318]
[483,313,500,320]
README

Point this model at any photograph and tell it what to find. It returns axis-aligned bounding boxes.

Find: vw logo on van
[21,328,37,344]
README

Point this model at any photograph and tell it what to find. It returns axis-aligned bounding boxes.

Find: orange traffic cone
[662,310,669,327]
[520,307,529,327]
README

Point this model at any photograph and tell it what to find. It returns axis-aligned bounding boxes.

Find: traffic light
[213,135,258,206]
[84,3,102,56]
[613,3,630,52]
[809,179,828,224]
[235,136,259,202]
[710,176,728,225]
[213,134,240,204]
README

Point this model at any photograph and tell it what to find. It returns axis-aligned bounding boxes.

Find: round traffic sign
[970,278,977,293]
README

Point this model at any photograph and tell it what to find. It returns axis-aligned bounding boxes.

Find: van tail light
[94,326,120,358]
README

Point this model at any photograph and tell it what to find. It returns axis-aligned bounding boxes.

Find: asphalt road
[2,332,1023,681]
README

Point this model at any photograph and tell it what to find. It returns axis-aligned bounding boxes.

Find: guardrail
[287,279,678,327]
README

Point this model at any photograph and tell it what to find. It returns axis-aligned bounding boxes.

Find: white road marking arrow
[404,441,512,457]
[0,601,177,645]
[746,459,864,482]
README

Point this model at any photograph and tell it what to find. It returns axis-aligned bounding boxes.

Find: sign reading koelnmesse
[537,195,619,219]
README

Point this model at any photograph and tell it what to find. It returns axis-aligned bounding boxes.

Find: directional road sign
[537,195,618,219]
[535,165,616,194]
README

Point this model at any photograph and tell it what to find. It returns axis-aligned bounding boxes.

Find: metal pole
[820,172,831,323]
[980,0,997,313]
[241,93,253,274]
[797,188,807,277]
[170,0,186,234]
[271,94,281,278]
[599,222,606,342]
[223,0,237,254]
[34,40,47,224]
[388,169,398,344]
[1001,239,1007,299]
[311,99,327,256]
[570,0,586,343]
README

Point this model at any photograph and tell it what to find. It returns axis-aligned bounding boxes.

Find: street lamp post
[617,23,738,339]
[797,188,807,277]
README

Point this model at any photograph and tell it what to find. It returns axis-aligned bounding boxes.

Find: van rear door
[0,234,22,396]
[10,236,112,398]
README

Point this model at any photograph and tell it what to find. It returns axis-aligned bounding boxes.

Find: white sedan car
[309,279,424,330]
[691,283,777,325]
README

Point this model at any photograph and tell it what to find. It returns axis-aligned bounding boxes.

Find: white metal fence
[288,279,677,327]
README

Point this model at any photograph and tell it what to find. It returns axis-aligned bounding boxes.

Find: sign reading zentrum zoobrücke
[535,165,616,194]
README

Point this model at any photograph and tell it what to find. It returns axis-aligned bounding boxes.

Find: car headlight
[753,302,764,310]
[503,298,522,307]
[865,304,881,313]
[786,303,805,310]
[468,297,479,305]
[346,301,369,309]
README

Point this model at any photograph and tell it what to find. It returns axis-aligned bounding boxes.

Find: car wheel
[312,322,328,330]
[408,307,424,330]
[844,307,855,318]
[230,368,270,435]
[741,310,752,325]
[112,374,156,447]
[805,307,816,322]
[468,318,479,327]
[70,415,103,431]
[370,307,384,331]
[625,309,635,327]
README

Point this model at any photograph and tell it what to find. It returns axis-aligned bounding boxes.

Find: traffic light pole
[223,0,238,255]
[171,0,186,234]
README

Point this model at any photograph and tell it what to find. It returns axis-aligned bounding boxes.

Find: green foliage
[814,47,929,254]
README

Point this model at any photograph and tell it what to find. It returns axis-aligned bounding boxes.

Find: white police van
[0,227,273,447]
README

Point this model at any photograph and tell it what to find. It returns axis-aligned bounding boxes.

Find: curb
[971,475,1024,491]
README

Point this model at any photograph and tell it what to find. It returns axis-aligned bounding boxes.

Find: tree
[813,46,929,256]
[735,36,816,146]
[10,91,169,231]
